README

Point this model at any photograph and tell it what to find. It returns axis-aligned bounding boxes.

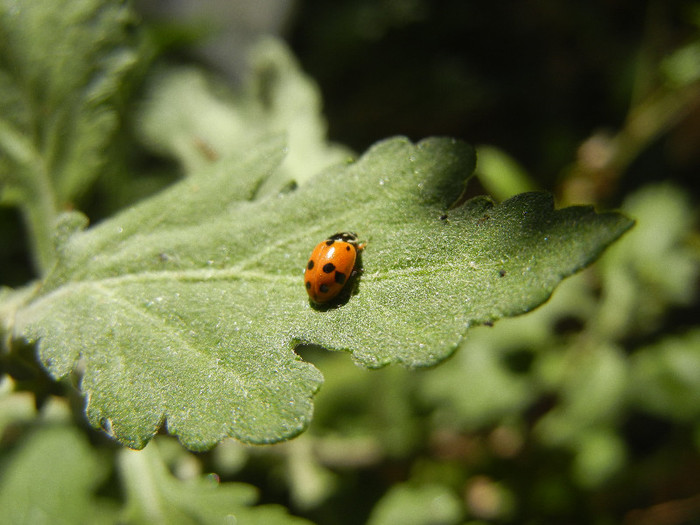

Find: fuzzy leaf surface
[0,0,139,271]
[13,136,633,449]
[0,0,137,202]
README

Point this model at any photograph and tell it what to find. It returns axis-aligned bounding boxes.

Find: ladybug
[305,232,364,304]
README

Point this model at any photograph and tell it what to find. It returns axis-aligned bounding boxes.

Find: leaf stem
[21,168,58,276]
[118,444,166,523]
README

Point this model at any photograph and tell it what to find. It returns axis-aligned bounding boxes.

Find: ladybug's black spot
[307,260,314,270]
[305,281,311,289]
[319,283,329,293]
[325,239,335,246]
[323,263,336,273]
[335,271,346,284]
[346,246,351,251]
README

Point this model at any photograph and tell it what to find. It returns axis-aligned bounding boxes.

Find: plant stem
[22,166,58,277]
[0,120,58,276]
[118,444,166,523]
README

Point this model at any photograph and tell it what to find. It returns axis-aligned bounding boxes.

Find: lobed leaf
[0,0,140,272]
[118,439,311,524]
[13,136,633,449]
[0,0,137,202]
[0,424,309,525]
[137,39,351,193]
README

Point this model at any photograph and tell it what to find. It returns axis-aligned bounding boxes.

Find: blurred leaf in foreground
[118,439,310,525]
[474,145,538,201]
[10,136,632,449]
[0,425,119,524]
[366,483,463,525]
[629,329,700,422]
[137,38,350,194]
[0,0,139,272]
[594,183,698,339]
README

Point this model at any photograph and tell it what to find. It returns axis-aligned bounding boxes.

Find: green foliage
[0,423,119,524]
[117,438,312,525]
[630,329,700,421]
[1,0,698,524]
[416,180,700,495]
[7,134,630,450]
[0,391,311,524]
[0,1,633,451]
[474,145,538,201]
[366,483,463,525]
[137,39,351,193]
[0,0,139,274]
[595,184,698,338]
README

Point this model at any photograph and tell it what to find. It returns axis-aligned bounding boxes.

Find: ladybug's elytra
[304,232,364,304]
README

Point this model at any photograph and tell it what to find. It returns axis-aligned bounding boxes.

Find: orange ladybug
[304,232,364,304]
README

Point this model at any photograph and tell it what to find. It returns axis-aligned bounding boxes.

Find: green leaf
[0,425,119,525]
[418,271,597,429]
[629,329,700,421]
[534,342,628,447]
[594,184,698,339]
[474,144,538,200]
[0,0,139,272]
[661,39,700,87]
[366,483,463,525]
[12,136,633,449]
[570,429,626,489]
[118,439,311,525]
[419,324,536,428]
[137,38,350,193]
[0,424,309,525]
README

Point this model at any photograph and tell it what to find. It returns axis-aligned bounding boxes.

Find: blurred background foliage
[1,0,699,524]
